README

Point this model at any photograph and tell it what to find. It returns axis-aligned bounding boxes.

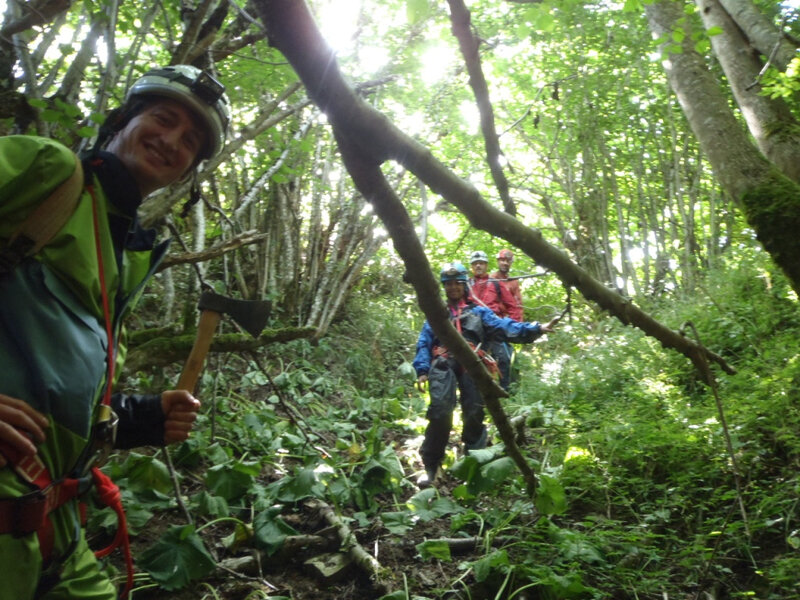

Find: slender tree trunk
[717,0,797,71]
[645,0,800,295]
[695,0,800,182]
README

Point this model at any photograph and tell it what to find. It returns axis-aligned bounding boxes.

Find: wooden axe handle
[177,310,222,393]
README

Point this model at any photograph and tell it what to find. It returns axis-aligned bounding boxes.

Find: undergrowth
[101,252,800,599]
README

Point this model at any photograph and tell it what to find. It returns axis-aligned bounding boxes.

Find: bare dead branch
[254,0,736,384]
[158,230,270,271]
[447,0,515,216]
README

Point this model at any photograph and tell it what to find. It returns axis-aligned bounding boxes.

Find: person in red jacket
[468,251,522,321]
[491,249,523,313]
[489,249,526,389]
[468,250,521,390]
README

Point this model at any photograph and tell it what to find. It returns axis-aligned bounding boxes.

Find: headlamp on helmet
[440,262,468,283]
[125,64,231,160]
[469,250,489,264]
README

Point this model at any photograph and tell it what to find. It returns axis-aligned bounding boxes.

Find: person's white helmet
[126,65,230,160]
[469,250,489,264]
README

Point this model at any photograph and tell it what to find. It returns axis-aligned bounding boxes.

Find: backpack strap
[0,152,84,275]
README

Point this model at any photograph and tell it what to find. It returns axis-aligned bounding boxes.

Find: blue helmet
[440,262,468,283]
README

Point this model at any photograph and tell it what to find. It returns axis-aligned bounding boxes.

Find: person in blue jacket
[0,65,230,599]
[412,262,558,488]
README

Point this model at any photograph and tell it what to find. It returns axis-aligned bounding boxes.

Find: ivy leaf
[138,525,216,591]
[416,539,451,561]
[473,549,509,582]
[380,511,414,535]
[205,461,258,501]
[253,506,299,555]
[535,474,567,515]
[477,456,515,491]
[622,0,642,13]
[77,126,97,138]
[193,490,230,518]
[125,455,172,494]
[274,466,323,502]
[40,109,62,123]
[407,488,463,521]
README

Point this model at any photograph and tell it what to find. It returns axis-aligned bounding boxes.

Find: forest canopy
[2,0,800,597]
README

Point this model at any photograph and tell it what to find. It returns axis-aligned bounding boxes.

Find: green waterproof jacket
[0,134,170,485]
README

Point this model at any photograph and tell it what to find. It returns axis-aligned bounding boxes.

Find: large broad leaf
[535,474,567,515]
[407,488,464,522]
[416,539,451,561]
[274,467,324,502]
[253,506,299,555]
[193,490,230,518]
[380,511,414,535]
[205,461,258,501]
[472,549,510,583]
[138,524,216,591]
[124,455,172,494]
[475,457,515,492]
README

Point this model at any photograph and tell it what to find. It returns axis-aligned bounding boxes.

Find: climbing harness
[0,175,134,598]
[432,303,501,380]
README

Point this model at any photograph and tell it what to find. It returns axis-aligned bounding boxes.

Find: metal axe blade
[177,291,272,393]
[198,290,272,338]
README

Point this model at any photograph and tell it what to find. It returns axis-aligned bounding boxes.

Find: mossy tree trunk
[646,0,800,295]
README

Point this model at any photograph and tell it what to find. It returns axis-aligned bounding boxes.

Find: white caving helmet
[469,250,489,264]
[125,65,231,160]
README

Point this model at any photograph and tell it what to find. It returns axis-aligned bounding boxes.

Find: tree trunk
[645,0,800,295]
[695,0,800,183]
[717,0,797,71]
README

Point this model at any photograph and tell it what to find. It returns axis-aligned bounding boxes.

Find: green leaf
[274,467,323,502]
[377,592,407,600]
[478,456,515,491]
[205,462,256,501]
[40,109,62,123]
[533,11,556,33]
[451,455,480,482]
[622,0,642,12]
[406,0,430,23]
[138,525,216,591]
[535,474,567,515]
[253,506,299,555]
[193,491,230,518]
[407,489,464,521]
[707,26,724,36]
[27,98,48,109]
[77,126,97,138]
[694,40,710,54]
[416,539,451,561]
[380,511,414,535]
[473,549,509,582]
[125,455,172,494]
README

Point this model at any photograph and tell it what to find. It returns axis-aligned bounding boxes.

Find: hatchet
[177,290,271,393]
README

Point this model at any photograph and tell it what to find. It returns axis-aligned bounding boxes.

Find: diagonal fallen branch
[254,0,735,384]
[305,498,391,595]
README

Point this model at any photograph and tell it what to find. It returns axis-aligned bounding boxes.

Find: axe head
[198,290,271,338]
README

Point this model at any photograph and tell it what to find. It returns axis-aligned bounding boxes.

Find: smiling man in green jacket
[0,65,230,599]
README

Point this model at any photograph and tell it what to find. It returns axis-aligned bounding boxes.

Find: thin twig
[681,322,751,540]
[161,445,193,525]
